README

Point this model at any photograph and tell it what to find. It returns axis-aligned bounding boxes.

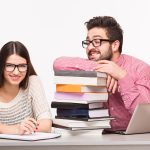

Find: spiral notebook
[0,132,61,141]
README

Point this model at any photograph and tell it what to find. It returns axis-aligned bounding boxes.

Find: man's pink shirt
[53,54,150,131]
[110,54,150,131]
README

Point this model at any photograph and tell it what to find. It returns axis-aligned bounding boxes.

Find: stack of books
[52,70,112,131]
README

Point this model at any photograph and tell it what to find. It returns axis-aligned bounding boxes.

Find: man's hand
[94,60,127,94]
[107,74,118,94]
[94,60,127,80]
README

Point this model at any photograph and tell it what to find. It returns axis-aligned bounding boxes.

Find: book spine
[56,84,107,93]
[54,76,107,86]
[56,108,109,118]
[51,102,89,109]
[57,108,89,117]
[54,92,108,101]
[56,84,81,93]
[55,116,113,121]
[54,70,107,78]
[51,101,104,109]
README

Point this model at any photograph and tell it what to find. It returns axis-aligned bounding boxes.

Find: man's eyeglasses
[82,39,114,48]
[5,63,28,72]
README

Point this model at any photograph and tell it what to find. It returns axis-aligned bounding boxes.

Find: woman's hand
[18,117,38,135]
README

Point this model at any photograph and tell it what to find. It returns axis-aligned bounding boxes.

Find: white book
[0,132,61,141]
[88,109,109,118]
[53,118,111,128]
[53,125,109,131]
[54,76,107,86]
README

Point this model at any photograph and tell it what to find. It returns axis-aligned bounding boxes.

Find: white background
[0,0,150,115]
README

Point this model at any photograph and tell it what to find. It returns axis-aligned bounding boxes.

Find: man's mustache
[88,49,101,56]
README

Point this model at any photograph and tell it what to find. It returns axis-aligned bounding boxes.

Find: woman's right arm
[0,123,20,134]
[0,117,37,135]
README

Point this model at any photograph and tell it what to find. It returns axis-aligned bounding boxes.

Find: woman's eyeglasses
[5,63,28,72]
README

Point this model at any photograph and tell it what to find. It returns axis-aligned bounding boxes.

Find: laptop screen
[125,103,150,134]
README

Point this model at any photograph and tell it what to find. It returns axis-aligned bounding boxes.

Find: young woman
[0,41,52,135]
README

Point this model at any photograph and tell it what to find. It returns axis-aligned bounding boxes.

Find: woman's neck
[0,84,20,102]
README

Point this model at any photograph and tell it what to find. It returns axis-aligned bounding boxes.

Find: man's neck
[111,52,121,62]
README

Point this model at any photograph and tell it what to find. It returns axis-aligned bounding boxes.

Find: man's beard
[88,47,113,61]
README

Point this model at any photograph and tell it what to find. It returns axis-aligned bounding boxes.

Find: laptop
[104,104,150,134]
[116,103,150,134]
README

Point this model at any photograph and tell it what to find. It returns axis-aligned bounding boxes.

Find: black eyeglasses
[5,63,28,72]
[82,39,114,48]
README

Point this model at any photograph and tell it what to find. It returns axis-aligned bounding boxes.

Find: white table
[1,132,150,150]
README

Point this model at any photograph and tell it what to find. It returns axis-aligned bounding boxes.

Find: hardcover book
[53,124,109,131]
[54,92,108,101]
[55,116,113,122]
[56,84,107,93]
[54,70,107,78]
[52,118,111,128]
[51,101,104,109]
[56,108,109,118]
[54,76,107,86]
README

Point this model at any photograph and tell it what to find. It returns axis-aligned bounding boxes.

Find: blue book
[57,108,109,118]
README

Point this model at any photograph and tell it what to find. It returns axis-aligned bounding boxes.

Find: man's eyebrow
[93,35,103,38]
[86,35,103,40]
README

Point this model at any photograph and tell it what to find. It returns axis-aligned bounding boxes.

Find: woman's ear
[112,40,120,52]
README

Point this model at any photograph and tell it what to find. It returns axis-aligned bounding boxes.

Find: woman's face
[4,54,27,87]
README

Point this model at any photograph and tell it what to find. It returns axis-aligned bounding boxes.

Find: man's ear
[111,40,120,52]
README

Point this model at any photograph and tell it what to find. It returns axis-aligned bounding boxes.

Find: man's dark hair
[0,41,37,89]
[85,16,123,53]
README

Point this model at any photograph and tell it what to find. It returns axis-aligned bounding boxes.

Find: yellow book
[56,84,107,93]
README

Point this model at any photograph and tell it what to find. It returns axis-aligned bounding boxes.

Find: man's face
[85,27,113,61]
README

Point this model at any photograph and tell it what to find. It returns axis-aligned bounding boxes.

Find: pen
[36,113,40,119]
[34,114,39,133]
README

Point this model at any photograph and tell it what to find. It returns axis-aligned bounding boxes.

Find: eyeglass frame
[82,39,114,48]
[5,63,28,72]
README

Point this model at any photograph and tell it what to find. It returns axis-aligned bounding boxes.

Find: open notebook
[115,103,150,134]
[0,132,61,141]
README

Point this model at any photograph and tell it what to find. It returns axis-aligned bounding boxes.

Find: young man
[82,16,150,131]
